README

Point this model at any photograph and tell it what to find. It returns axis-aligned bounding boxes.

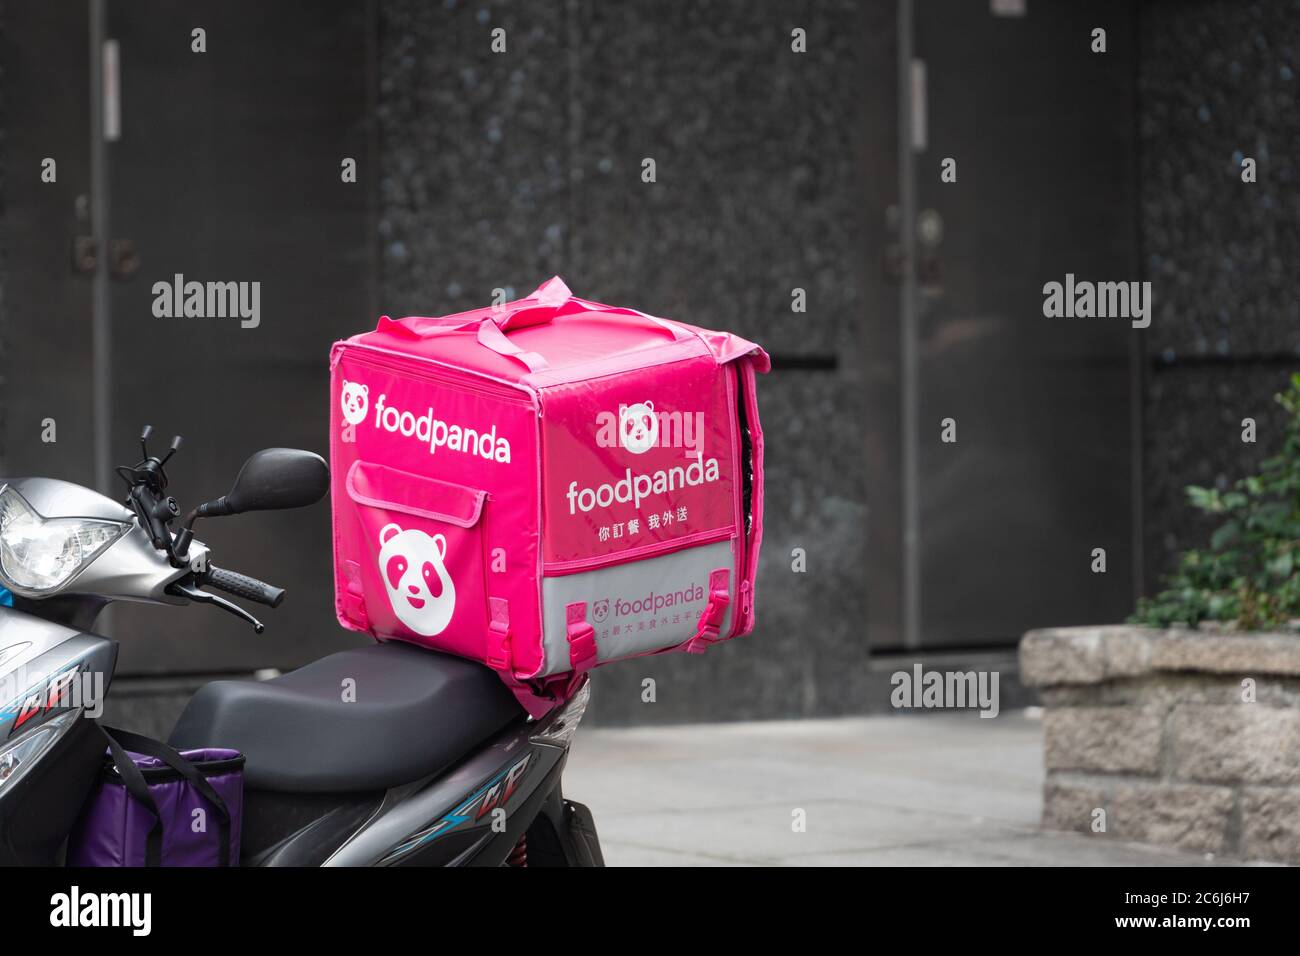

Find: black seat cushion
[169,642,523,792]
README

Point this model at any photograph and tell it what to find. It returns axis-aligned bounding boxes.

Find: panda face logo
[340,379,369,426]
[592,599,610,623]
[378,523,456,637]
[618,401,658,455]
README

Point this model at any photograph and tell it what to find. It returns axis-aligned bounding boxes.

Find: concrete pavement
[563,709,1261,866]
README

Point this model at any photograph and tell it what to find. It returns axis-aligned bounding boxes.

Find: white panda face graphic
[619,401,658,455]
[340,379,369,426]
[378,523,456,637]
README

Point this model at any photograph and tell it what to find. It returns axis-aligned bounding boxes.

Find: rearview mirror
[222,448,330,515]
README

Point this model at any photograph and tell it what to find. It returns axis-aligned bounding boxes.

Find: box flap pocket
[346,460,485,528]
[340,460,493,662]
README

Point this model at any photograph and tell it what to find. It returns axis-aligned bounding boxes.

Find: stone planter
[1019,625,1300,863]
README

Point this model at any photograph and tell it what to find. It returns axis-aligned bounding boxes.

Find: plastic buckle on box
[347,595,368,630]
[344,560,369,630]
[686,569,731,654]
[486,597,512,671]
[566,602,598,671]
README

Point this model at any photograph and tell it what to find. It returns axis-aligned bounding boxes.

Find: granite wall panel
[1140,1,1300,361]
[377,0,876,722]
[1139,1,1300,586]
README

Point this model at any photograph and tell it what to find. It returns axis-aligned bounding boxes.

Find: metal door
[898,0,1140,648]
[1,1,376,674]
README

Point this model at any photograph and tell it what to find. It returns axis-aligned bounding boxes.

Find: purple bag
[67,726,244,867]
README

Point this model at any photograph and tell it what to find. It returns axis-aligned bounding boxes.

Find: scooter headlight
[0,487,128,595]
[0,713,73,792]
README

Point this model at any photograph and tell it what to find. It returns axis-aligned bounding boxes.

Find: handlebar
[205,566,285,608]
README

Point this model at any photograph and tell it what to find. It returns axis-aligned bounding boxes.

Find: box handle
[376,276,693,373]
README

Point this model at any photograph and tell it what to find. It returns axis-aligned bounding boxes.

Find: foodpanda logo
[340,379,369,425]
[618,401,658,454]
[595,400,705,456]
[338,378,512,464]
[566,455,720,514]
[601,584,706,619]
[378,523,456,636]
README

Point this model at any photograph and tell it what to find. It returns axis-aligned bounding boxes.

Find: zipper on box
[727,364,748,633]
[343,343,534,406]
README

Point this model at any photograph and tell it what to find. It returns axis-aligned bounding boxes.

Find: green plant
[1131,372,1300,630]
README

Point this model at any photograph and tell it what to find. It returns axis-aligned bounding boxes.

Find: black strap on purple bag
[100,725,233,867]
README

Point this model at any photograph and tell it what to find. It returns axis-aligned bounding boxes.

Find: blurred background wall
[377,0,884,720]
[0,0,1296,730]
[1138,0,1300,587]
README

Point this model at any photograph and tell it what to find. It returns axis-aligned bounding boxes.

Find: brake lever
[166,580,265,634]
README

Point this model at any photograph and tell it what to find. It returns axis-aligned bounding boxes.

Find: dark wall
[1139,1,1300,587]
[377,0,884,722]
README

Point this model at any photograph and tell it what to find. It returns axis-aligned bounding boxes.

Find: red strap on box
[685,569,731,654]
[566,602,598,671]
[486,597,512,671]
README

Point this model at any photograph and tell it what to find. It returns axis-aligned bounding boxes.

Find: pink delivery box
[329,277,768,712]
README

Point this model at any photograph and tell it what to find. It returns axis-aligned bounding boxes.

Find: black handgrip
[206,566,285,608]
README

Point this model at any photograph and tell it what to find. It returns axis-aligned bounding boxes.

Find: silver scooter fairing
[0,606,118,864]
[0,463,602,867]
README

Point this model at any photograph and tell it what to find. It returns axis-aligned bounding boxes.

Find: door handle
[71,236,97,274]
[109,239,139,279]
[70,237,138,278]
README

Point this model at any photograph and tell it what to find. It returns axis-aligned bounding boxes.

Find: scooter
[0,428,603,866]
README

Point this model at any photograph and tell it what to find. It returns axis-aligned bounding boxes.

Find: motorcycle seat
[169,641,525,792]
